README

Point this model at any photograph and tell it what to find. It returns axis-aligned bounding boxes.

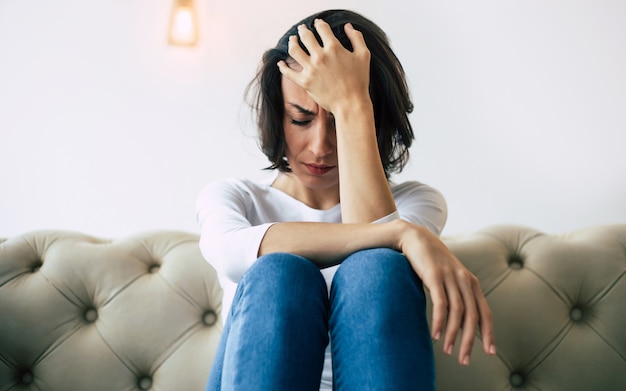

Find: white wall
[1,0,625,238]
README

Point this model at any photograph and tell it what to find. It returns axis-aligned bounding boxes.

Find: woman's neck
[271,173,340,210]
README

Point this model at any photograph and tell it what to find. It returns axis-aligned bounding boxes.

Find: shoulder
[195,177,276,218]
[198,177,272,201]
[390,180,448,236]
[390,181,446,205]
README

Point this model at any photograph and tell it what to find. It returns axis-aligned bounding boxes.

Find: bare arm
[259,219,496,365]
[279,20,396,223]
[334,100,395,223]
[258,220,397,266]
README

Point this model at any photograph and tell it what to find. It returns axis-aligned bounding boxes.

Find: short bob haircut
[248,9,414,177]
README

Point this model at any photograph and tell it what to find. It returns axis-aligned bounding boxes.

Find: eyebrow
[286,103,316,116]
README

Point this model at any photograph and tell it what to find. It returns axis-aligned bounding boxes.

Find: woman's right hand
[277,18,371,116]
[277,18,396,224]
[394,220,496,366]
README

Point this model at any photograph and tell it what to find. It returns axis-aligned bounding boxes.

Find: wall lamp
[168,0,199,46]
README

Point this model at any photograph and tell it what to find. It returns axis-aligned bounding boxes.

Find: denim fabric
[206,249,435,391]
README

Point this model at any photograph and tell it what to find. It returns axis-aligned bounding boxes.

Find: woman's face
[280,74,339,195]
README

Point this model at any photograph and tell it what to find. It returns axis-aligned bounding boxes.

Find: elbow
[199,234,246,283]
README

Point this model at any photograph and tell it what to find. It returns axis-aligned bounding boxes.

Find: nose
[309,113,336,157]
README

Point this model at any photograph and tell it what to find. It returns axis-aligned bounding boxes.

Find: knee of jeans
[235,253,328,324]
[337,248,411,279]
[243,252,327,296]
[332,248,424,303]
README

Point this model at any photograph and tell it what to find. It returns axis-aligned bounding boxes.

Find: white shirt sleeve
[392,181,448,237]
[196,178,448,286]
[195,179,273,283]
[371,210,401,224]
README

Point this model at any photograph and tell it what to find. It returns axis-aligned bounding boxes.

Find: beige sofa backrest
[434,225,626,390]
[1,225,625,390]
[0,231,222,391]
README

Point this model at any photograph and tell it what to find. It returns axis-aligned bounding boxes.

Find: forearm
[258,219,404,268]
[333,100,397,223]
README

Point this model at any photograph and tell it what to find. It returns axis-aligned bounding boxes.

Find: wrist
[331,96,374,126]
[388,219,411,252]
[392,219,433,253]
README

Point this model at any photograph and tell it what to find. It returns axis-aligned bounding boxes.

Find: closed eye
[290,119,312,126]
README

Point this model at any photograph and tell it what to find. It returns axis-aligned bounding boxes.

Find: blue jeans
[206,248,435,391]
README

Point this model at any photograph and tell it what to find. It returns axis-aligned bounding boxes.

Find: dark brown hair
[248,9,414,177]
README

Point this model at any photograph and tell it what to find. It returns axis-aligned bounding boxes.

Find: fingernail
[445,345,453,355]
[489,344,497,355]
[433,331,441,341]
[462,356,470,366]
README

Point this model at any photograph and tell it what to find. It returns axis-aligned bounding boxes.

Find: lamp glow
[168,0,199,46]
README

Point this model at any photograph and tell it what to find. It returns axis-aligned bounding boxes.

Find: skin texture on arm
[259,219,496,366]
[258,221,396,267]
[279,20,396,223]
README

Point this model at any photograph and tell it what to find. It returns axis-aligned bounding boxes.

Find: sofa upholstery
[431,225,626,390]
[0,231,223,391]
[1,225,625,391]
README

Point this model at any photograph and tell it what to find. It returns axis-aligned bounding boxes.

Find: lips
[304,163,336,175]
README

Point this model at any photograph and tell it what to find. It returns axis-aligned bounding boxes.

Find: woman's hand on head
[277,19,371,115]
[394,220,497,366]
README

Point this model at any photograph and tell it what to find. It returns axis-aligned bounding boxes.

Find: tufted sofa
[0,231,223,391]
[1,225,625,391]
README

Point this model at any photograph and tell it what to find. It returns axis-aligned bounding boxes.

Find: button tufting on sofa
[148,263,160,273]
[507,253,524,269]
[84,307,98,323]
[430,225,626,390]
[137,375,152,390]
[510,372,525,387]
[20,370,34,385]
[570,307,584,322]
[1,226,624,391]
[203,309,218,326]
[31,260,42,273]
[0,230,224,391]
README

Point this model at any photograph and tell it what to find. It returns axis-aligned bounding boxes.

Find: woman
[196,9,495,391]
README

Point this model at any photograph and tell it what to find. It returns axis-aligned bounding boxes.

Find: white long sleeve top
[195,175,447,390]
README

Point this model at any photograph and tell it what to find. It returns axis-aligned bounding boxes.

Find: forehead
[281,75,316,112]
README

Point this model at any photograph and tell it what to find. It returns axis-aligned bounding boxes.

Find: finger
[313,18,339,49]
[344,22,368,53]
[276,60,300,85]
[457,273,479,365]
[286,34,310,69]
[297,23,321,54]
[442,276,464,357]
[426,276,447,342]
[473,281,496,355]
